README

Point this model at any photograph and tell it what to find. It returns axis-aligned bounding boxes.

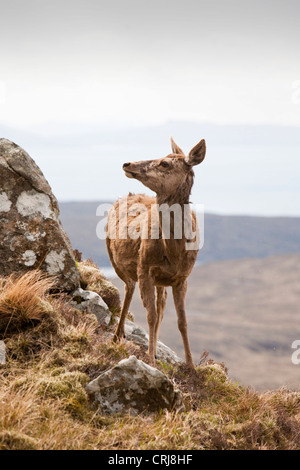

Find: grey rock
[71,288,112,326]
[124,319,184,365]
[0,139,80,291]
[86,355,183,415]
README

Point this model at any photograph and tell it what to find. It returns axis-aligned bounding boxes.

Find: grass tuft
[0,270,55,336]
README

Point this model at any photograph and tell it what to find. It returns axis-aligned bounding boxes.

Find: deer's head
[122,138,206,201]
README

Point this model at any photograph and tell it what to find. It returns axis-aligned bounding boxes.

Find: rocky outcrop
[70,279,183,365]
[72,285,183,364]
[86,355,183,415]
[0,139,80,291]
[71,288,112,326]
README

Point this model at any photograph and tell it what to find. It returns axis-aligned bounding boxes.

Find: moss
[199,363,243,405]
[0,430,39,450]
[78,260,121,314]
[98,341,130,364]
[62,342,87,358]
[200,363,228,384]
[43,349,72,368]
[38,371,89,403]
[49,367,67,377]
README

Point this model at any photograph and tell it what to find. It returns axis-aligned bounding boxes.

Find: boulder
[86,355,183,415]
[0,139,80,291]
[71,288,112,326]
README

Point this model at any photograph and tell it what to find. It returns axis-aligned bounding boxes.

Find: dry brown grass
[0,270,56,336]
[1,270,300,449]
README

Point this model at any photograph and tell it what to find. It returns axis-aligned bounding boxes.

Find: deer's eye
[160,161,169,168]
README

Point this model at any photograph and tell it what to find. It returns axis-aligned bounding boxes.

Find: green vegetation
[1,269,300,450]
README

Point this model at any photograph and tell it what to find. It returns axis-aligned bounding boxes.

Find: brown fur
[106,138,206,368]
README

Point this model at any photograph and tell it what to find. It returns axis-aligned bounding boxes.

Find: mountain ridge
[59,201,300,267]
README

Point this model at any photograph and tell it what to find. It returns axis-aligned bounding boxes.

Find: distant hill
[59,201,111,268]
[59,201,300,267]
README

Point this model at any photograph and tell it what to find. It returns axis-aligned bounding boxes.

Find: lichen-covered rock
[71,288,112,326]
[86,355,183,415]
[0,139,80,291]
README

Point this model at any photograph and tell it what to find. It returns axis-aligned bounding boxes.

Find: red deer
[106,138,206,369]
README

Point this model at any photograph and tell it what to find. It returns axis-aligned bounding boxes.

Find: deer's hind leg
[154,287,167,358]
[113,279,135,342]
[172,280,194,369]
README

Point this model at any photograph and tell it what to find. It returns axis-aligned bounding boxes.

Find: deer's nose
[123,162,131,169]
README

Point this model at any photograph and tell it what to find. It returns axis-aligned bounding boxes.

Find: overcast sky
[0,0,299,215]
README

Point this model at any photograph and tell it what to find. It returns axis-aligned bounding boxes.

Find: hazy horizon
[1,119,300,217]
[1,0,299,216]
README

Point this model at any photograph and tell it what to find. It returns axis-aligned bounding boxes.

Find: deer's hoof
[113,334,121,343]
[187,361,196,371]
[148,356,156,368]
[113,332,126,343]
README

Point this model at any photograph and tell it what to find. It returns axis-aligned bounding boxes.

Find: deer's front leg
[154,286,167,356]
[172,280,195,369]
[138,270,157,367]
[113,280,135,342]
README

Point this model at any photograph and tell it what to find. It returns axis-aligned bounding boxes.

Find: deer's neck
[155,175,194,261]
[156,183,191,207]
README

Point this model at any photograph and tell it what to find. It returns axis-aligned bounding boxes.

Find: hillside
[59,201,300,267]
[1,268,300,450]
[113,253,300,391]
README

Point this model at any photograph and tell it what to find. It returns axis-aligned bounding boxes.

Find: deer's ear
[170,137,184,155]
[185,139,206,166]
